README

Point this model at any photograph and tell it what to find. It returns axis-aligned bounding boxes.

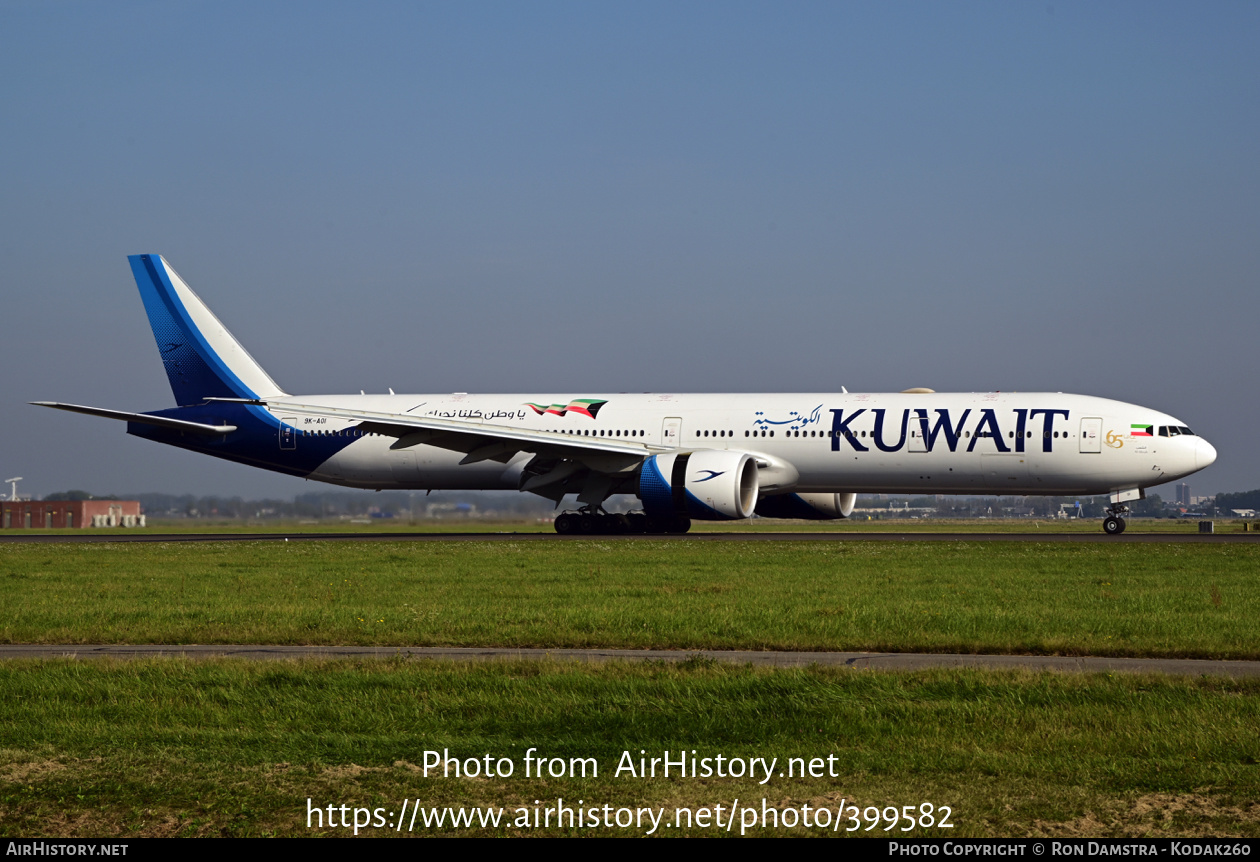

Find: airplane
[34,254,1217,535]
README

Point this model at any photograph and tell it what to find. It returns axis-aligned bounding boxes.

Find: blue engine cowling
[638,450,759,521]
[754,492,857,520]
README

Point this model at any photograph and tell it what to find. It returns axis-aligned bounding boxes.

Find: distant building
[1057,502,1082,519]
[1176,483,1191,506]
[1,500,144,529]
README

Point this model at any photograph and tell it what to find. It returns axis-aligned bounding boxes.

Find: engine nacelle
[638,450,759,521]
[755,492,857,520]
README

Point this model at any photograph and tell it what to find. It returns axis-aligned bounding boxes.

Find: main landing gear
[1102,504,1129,535]
[553,507,691,535]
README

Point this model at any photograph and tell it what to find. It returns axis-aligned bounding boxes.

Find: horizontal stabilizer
[31,402,237,435]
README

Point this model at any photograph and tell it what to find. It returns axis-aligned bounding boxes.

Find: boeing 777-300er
[34,255,1217,535]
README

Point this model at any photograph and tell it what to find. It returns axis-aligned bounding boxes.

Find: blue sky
[2,1,1256,500]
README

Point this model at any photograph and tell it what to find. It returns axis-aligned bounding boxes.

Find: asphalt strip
[2,645,1257,676]
[2,531,1259,543]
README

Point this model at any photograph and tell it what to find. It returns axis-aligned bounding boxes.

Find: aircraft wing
[237,398,666,470]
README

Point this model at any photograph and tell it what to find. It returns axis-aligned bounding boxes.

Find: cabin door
[661,417,682,447]
[1080,417,1102,453]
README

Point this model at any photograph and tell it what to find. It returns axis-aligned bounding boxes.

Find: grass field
[0,539,1256,658]
[1,659,1257,837]
[2,536,1257,839]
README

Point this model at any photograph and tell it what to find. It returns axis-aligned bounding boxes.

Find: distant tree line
[857,492,1226,519]
[35,488,1257,520]
[43,490,117,501]
[39,490,558,520]
[1215,489,1260,511]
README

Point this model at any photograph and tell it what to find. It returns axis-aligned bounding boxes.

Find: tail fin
[129,254,287,406]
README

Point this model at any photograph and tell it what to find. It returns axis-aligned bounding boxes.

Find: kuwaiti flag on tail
[1131,424,1153,436]
[525,398,609,419]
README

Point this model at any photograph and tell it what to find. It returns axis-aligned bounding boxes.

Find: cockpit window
[1157,425,1196,437]
[1179,426,1194,436]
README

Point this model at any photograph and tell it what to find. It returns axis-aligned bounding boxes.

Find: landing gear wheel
[555,508,636,535]
[1103,503,1131,536]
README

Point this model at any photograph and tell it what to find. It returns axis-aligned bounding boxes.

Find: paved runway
[2,644,1257,676]
[1,530,1256,544]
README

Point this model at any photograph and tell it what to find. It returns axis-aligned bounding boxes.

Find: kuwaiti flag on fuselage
[525,399,608,419]
[1131,424,1153,436]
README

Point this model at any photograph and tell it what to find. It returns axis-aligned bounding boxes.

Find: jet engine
[754,492,857,520]
[638,450,759,521]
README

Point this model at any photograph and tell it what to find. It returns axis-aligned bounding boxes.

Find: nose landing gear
[1102,504,1128,535]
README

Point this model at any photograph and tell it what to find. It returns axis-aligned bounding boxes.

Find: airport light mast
[4,477,21,502]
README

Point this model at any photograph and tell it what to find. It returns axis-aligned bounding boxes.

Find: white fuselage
[281,391,1214,497]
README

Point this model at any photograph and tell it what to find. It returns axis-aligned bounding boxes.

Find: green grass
[3,539,1258,839]
[1,659,1257,837]
[1,540,1257,658]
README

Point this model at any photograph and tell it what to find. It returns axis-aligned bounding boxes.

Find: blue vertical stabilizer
[129,254,285,406]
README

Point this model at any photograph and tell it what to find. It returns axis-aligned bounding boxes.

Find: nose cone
[1196,437,1217,471]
